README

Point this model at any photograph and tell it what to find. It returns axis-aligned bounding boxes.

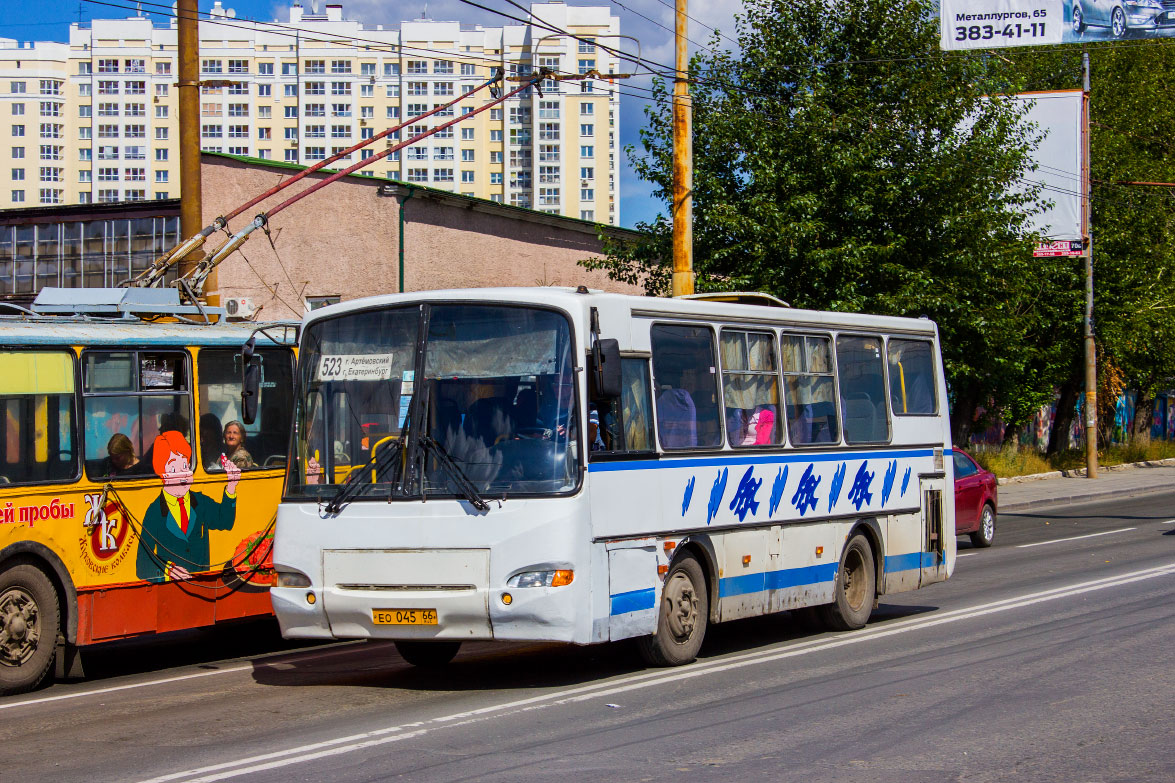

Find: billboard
[1013,90,1084,245]
[941,0,1175,50]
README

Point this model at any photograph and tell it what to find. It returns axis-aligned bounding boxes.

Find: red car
[953,449,997,547]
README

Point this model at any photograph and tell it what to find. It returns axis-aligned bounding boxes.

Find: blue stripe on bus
[885,551,942,571]
[610,587,656,615]
[719,563,840,598]
[588,448,944,473]
[610,550,942,615]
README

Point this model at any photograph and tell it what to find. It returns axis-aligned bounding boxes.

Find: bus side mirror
[241,337,260,425]
[590,339,621,400]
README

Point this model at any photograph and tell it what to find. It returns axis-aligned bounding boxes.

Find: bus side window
[83,351,191,481]
[887,339,937,415]
[650,324,722,450]
[720,329,782,447]
[592,358,655,455]
[781,334,838,445]
[0,351,79,485]
[835,335,891,444]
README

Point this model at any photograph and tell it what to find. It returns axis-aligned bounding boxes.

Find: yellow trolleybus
[0,287,296,695]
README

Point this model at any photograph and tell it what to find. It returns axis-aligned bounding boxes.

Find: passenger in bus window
[101,432,143,476]
[588,407,605,451]
[537,372,575,437]
[222,420,256,469]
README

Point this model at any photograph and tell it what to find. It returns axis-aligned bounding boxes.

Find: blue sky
[0,0,745,228]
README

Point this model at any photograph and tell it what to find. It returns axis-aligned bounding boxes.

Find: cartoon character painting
[135,430,240,583]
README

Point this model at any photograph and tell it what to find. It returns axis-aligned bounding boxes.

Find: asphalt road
[4,490,1174,783]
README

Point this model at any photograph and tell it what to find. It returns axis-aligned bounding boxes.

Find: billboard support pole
[671,0,694,297]
[1082,52,1098,478]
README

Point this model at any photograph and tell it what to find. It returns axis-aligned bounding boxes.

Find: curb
[996,456,1175,485]
[999,484,1169,513]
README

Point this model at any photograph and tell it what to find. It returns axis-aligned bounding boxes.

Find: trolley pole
[1082,52,1097,478]
[177,0,217,303]
[670,0,694,297]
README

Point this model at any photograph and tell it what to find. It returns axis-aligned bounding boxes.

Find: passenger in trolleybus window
[221,419,256,469]
[135,430,241,583]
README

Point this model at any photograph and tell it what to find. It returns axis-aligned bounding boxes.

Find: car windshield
[286,303,580,502]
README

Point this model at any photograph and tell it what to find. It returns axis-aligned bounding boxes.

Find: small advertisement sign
[316,354,394,382]
[1033,239,1084,257]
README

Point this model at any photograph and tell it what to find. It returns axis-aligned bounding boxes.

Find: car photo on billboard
[1072,0,1172,39]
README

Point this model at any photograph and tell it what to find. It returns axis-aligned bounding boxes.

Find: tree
[1011,43,1175,450]
[586,0,1068,444]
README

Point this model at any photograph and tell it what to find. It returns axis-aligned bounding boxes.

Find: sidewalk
[997,458,1175,513]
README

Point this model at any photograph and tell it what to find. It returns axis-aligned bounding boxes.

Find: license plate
[373,608,437,625]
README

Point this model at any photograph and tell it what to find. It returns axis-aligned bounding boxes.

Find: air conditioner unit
[223,296,257,319]
[289,139,298,146]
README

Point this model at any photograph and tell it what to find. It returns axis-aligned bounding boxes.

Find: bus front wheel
[638,553,708,666]
[394,640,461,668]
[0,563,60,696]
[818,534,876,631]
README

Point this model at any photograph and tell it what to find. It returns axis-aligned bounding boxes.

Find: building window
[580,102,594,116]
[282,62,298,76]
[581,187,594,200]
[407,60,428,75]
[434,82,454,96]
[539,100,559,119]
[98,146,118,160]
[125,81,146,95]
[461,63,476,76]
[490,151,503,164]
[490,172,503,185]
[539,123,560,140]
[125,58,145,73]
[39,188,63,204]
[228,125,248,138]
[257,149,271,160]
[539,187,560,205]
[461,170,475,183]
[330,60,352,74]
[258,84,272,97]
[156,127,169,140]
[257,127,271,140]
[407,168,427,182]
[202,59,223,74]
[228,103,248,117]
[580,123,594,136]
[79,84,92,96]
[360,84,373,98]
[155,105,168,118]
[39,167,62,182]
[434,146,454,161]
[284,84,298,97]
[460,148,475,162]
[385,84,400,98]
[284,149,298,162]
[257,106,272,119]
[580,166,594,180]
[125,104,145,117]
[305,146,326,160]
[156,62,171,75]
[97,168,119,181]
[386,106,400,119]
[331,81,351,95]
[228,59,248,74]
[305,60,325,74]
[78,105,91,118]
[407,81,427,96]
[461,127,474,141]
[305,82,324,95]
[490,129,503,142]
[124,146,145,160]
[285,106,300,118]
[155,148,168,161]
[331,104,351,117]
[579,38,595,54]
[284,127,298,139]
[305,125,325,138]
[361,62,376,76]
[539,144,559,162]
[125,168,146,181]
[202,125,223,137]
[330,125,349,138]
[433,168,454,182]
[539,165,559,183]
[10,189,24,202]
[384,63,400,77]
[97,59,118,73]
[258,62,274,75]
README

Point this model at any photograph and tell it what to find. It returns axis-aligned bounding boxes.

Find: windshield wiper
[322,438,404,515]
[420,435,490,512]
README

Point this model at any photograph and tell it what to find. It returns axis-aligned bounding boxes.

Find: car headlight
[506,569,574,588]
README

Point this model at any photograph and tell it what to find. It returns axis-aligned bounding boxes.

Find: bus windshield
[287,303,580,502]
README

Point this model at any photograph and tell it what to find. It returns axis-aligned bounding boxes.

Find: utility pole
[670,0,693,297]
[177,0,217,303]
[1082,52,1097,478]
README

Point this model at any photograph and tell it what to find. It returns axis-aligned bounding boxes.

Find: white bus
[271,288,954,667]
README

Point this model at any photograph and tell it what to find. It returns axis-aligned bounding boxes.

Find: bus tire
[0,563,60,696]
[394,640,461,668]
[817,534,875,631]
[638,553,708,667]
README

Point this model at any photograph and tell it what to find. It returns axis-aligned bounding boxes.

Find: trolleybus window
[720,329,782,447]
[198,348,295,471]
[82,351,191,480]
[835,335,891,444]
[0,350,78,485]
[781,334,838,445]
[887,338,937,415]
[650,324,722,450]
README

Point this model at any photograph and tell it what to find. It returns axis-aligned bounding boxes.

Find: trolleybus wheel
[970,503,996,549]
[638,553,708,666]
[394,640,461,668]
[0,563,59,696]
[817,534,875,631]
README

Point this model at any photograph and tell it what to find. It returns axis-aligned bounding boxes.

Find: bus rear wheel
[394,640,461,668]
[817,534,876,631]
[638,553,708,666]
[0,564,60,696]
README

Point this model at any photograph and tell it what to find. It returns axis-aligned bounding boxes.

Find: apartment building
[0,1,620,223]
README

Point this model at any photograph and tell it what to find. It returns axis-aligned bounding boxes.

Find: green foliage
[585,0,1075,440]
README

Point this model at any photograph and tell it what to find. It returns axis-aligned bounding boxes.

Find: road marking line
[0,641,378,712]
[957,552,978,558]
[1016,527,1135,548]
[134,561,1175,783]
[1162,519,1175,525]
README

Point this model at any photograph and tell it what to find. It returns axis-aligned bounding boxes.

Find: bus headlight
[506,569,574,588]
[276,569,312,588]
